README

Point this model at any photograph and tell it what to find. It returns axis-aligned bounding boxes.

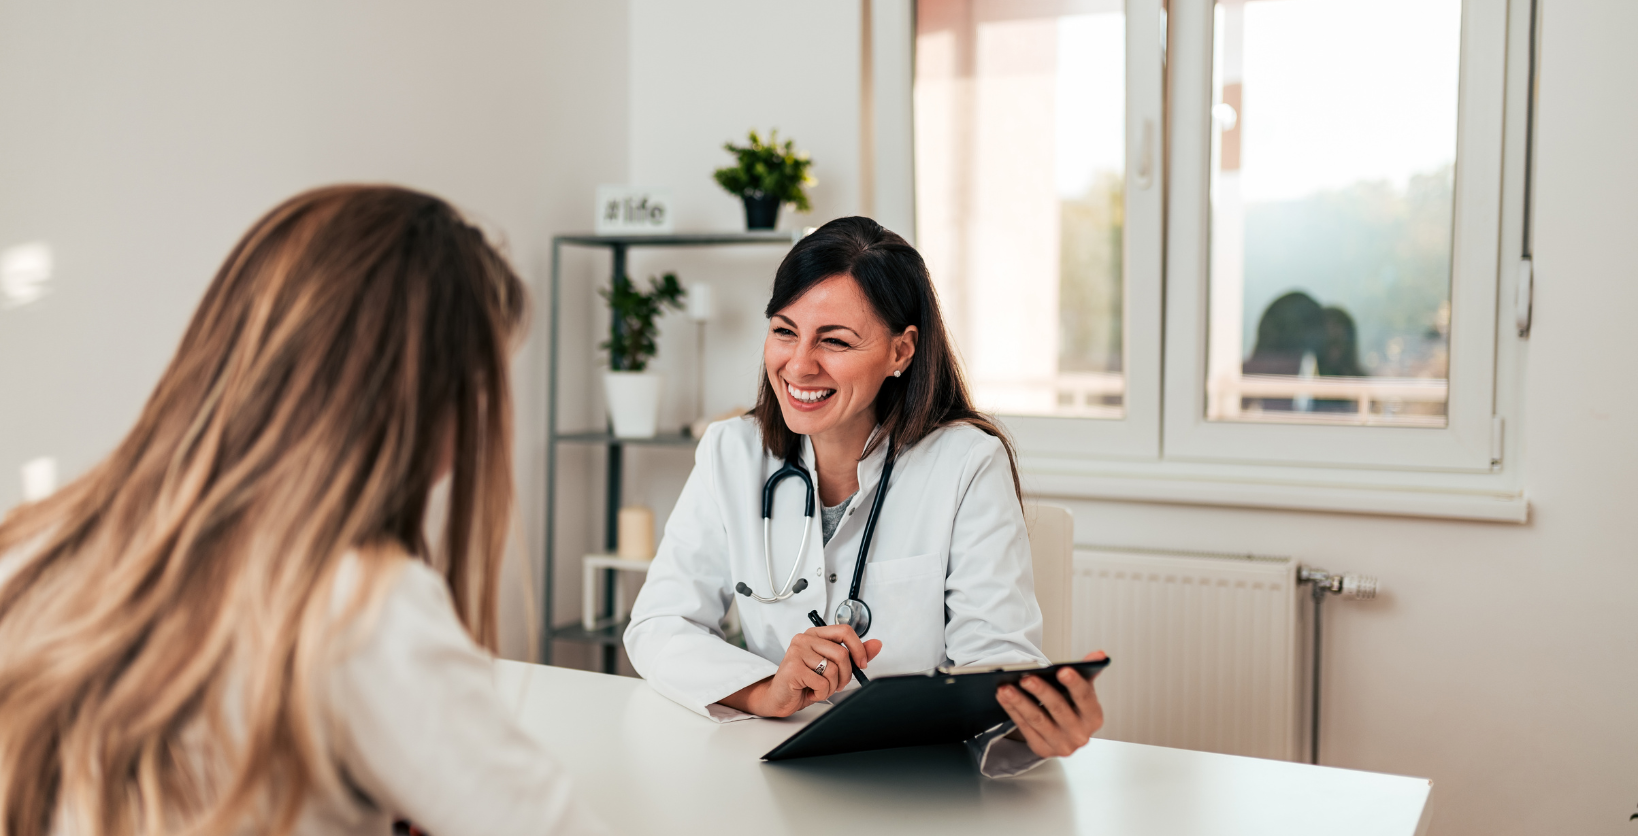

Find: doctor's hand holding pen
[995,650,1109,759]
[719,624,883,717]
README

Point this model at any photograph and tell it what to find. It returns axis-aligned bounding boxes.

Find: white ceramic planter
[604,371,662,438]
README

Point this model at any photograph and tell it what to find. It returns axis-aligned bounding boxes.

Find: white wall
[622,0,864,440]
[0,0,630,661]
[605,1,1638,834]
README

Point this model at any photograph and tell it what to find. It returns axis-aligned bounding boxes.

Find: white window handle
[1136,118,1155,190]
[1515,257,1534,337]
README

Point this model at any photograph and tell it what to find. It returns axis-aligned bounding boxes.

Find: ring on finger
[813,659,828,676]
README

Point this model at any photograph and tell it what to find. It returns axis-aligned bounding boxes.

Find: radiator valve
[1299,568,1379,600]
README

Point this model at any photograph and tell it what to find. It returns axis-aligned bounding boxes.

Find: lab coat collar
[797,425,892,514]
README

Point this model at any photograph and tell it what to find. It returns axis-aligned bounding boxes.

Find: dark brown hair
[752,216,1020,500]
[0,184,525,835]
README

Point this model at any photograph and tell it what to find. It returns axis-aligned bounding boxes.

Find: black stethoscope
[734,447,896,638]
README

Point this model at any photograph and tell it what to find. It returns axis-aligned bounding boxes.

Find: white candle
[617,506,656,560]
[686,282,714,322]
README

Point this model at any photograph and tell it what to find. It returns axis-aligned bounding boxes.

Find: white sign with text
[595,186,673,235]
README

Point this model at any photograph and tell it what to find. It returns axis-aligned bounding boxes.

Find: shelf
[549,620,629,646]
[554,231,801,248]
[544,229,797,671]
[554,430,698,447]
[585,554,656,572]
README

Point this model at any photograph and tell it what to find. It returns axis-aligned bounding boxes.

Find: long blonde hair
[0,185,526,835]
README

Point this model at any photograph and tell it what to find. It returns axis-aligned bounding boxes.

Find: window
[1205,0,1460,429]
[914,0,1165,458]
[912,0,1532,515]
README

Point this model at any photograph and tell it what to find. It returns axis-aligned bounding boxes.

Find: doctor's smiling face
[764,273,917,447]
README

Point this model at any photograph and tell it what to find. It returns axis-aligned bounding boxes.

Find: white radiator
[1071,547,1307,762]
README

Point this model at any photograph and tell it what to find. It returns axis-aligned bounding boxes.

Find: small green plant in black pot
[712,129,815,230]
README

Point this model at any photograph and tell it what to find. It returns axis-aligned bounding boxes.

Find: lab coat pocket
[864,552,943,583]
[864,553,947,673]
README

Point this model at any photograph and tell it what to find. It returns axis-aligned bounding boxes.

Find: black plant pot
[742,193,782,230]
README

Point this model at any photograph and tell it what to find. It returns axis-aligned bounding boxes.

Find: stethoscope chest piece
[834,597,872,638]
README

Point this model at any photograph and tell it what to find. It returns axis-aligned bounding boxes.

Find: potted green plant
[712,129,815,230]
[601,272,685,438]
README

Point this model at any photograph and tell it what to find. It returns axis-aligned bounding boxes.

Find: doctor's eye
[771,326,797,338]
[822,337,852,349]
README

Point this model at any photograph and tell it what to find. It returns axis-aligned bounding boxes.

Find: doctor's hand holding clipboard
[995,650,1109,758]
[623,217,1105,777]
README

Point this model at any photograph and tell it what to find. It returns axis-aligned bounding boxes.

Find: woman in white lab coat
[625,217,1105,775]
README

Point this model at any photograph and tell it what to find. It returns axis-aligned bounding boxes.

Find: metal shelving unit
[543,230,800,673]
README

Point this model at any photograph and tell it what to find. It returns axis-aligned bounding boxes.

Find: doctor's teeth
[787,384,835,403]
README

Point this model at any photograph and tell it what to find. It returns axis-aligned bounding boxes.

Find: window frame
[996,0,1168,462]
[1160,0,1509,473]
[898,0,1535,520]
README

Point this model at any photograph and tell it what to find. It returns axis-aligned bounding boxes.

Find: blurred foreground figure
[0,186,606,836]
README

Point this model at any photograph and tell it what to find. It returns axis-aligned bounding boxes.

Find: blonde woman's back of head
[0,185,527,836]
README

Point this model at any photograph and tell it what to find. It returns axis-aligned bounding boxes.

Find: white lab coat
[0,548,607,835]
[624,415,1047,721]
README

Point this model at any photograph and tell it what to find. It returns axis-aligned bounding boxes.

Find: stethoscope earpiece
[737,579,808,598]
[738,459,816,604]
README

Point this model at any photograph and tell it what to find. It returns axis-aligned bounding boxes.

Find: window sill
[1018,455,1528,523]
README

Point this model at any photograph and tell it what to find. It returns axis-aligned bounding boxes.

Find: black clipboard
[761,657,1111,762]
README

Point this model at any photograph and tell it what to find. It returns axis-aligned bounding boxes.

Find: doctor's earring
[892,369,902,378]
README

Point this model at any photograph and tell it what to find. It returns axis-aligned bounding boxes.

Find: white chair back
[1024,502,1074,662]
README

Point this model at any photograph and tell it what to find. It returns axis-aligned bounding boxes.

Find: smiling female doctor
[624,217,1105,776]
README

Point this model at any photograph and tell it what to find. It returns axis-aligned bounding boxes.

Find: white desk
[495,661,1432,836]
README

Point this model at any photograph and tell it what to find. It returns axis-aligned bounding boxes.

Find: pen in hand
[807,610,870,685]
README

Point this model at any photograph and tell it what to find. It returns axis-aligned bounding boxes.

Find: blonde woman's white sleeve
[325,560,610,836]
